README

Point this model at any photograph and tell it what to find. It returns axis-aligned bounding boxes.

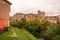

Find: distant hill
[0,27,37,40]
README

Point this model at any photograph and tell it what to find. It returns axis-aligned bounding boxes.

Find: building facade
[10,10,60,24]
[0,0,11,33]
[10,10,45,22]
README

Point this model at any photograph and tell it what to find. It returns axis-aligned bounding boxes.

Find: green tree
[17,17,26,28]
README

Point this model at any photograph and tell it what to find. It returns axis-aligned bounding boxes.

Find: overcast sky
[8,0,60,16]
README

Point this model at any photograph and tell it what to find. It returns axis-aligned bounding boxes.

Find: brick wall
[0,0,10,21]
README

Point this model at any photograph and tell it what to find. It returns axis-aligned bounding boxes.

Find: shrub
[10,18,60,40]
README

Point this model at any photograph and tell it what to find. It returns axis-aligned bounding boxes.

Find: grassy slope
[0,27,37,40]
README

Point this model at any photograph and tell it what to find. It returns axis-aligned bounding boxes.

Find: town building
[0,0,11,33]
[10,10,60,24]
[46,16,58,23]
[10,10,45,22]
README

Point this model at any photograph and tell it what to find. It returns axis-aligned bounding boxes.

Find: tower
[37,10,45,22]
[38,10,40,14]
[38,10,45,17]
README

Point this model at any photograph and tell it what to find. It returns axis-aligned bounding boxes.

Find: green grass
[0,27,37,40]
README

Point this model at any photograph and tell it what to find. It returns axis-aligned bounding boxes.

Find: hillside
[0,27,37,40]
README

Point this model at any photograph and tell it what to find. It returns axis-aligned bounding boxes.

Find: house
[57,15,60,22]
[46,16,58,23]
[0,0,11,33]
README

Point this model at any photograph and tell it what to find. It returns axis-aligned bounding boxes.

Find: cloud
[8,0,60,16]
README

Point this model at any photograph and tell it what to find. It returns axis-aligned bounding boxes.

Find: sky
[8,0,60,16]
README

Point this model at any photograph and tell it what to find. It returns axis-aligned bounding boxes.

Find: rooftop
[4,0,12,5]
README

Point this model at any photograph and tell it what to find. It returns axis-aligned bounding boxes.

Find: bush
[51,24,60,40]
[10,18,60,40]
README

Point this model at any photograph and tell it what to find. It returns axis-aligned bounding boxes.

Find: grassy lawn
[0,27,37,40]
